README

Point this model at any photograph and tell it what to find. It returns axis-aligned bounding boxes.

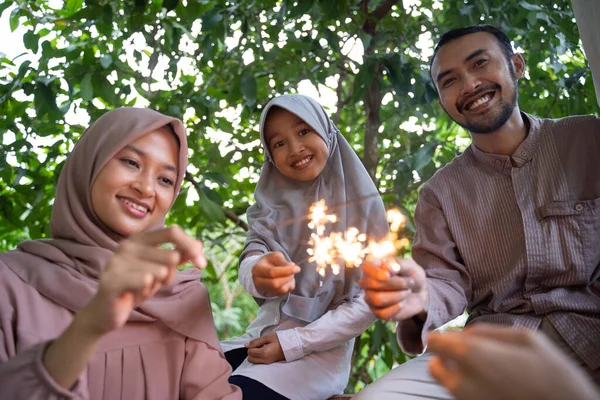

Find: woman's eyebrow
[123,144,178,173]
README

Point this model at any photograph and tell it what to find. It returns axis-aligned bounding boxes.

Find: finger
[265,252,296,268]
[427,331,470,361]
[106,259,170,296]
[364,289,411,309]
[369,302,403,320]
[429,356,462,395]
[117,241,182,268]
[131,226,207,268]
[112,269,157,305]
[246,335,272,349]
[280,280,295,293]
[360,274,415,292]
[253,264,300,279]
[247,355,266,364]
[395,259,425,290]
[362,261,390,281]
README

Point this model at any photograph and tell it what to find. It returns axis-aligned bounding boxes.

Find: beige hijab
[1,107,217,346]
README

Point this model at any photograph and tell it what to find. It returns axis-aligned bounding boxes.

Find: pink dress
[0,260,241,400]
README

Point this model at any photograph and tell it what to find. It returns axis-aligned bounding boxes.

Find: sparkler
[306,200,410,277]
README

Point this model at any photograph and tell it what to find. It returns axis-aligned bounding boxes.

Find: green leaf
[9,7,20,32]
[202,9,223,32]
[240,73,257,105]
[80,73,94,101]
[65,0,84,16]
[519,1,543,11]
[198,191,225,221]
[162,0,179,12]
[100,55,113,69]
[23,31,40,53]
[412,142,437,172]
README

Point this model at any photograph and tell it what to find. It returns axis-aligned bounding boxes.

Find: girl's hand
[79,225,206,335]
[251,252,300,297]
[246,333,285,364]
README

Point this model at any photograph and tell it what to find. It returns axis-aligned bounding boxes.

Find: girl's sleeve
[275,291,375,362]
[0,327,89,400]
[180,338,242,400]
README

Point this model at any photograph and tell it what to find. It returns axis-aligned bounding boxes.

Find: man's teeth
[467,94,492,110]
[122,199,148,213]
[293,156,312,167]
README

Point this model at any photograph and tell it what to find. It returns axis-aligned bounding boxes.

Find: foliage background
[1,0,597,392]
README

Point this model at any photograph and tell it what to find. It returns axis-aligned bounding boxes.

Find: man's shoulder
[534,113,600,133]
[422,148,475,192]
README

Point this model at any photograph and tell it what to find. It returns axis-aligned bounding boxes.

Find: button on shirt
[397,113,600,370]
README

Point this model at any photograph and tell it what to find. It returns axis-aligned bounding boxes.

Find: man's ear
[512,53,526,79]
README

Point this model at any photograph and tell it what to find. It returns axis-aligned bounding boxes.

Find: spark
[307,200,410,276]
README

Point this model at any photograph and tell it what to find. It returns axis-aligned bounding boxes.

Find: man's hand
[246,333,285,364]
[427,324,600,400]
[252,252,300,297]
[359,258,429,321]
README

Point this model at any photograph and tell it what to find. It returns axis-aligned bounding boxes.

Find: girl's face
[263,107,328,181]
[91,127,179,240]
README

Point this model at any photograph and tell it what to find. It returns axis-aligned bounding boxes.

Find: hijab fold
[242,95,389,323]
[1,107,217,347]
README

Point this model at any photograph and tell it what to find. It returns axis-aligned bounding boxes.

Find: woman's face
[91,127,180,239]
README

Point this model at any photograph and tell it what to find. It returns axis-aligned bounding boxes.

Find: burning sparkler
[306,200,410,277]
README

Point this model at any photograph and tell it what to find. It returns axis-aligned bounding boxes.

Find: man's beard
[453,65,519,134]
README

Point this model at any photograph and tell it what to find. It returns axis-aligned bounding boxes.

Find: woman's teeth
[122,198,148,213]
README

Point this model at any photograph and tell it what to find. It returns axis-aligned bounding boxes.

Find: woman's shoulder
[0,252,72,331]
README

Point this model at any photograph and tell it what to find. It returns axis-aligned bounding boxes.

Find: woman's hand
[81,225,207,335]
[44,225,207,389]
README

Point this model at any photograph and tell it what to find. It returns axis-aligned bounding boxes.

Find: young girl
[0,108,240,399]
[221,94,389,399]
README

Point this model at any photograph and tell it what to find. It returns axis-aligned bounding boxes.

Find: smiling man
[356,25,600,399]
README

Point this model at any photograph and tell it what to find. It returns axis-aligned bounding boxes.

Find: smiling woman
[91,126,180,239]
[0,107,241,400]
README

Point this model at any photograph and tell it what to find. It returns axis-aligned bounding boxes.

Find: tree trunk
[363,70,381,182]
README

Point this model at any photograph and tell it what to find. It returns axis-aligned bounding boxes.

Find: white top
[221,254,376,400]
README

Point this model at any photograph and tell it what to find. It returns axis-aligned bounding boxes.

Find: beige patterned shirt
[398,113,600,370]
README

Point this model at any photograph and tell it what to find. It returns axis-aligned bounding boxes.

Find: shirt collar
[469,112,541,174]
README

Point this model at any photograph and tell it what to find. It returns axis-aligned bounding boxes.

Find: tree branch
[184,172,249,231]
[362,0,400,35]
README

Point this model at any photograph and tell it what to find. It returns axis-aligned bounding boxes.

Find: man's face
[431,32,523,134]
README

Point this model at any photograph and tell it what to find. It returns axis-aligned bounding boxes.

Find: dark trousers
[225,348,290,400]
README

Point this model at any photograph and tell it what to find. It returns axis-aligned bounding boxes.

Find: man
[356,24,600,399]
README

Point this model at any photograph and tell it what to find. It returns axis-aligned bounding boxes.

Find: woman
[0,107,241,399]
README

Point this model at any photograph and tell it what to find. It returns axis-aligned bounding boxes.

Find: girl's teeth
[294,157,311,167]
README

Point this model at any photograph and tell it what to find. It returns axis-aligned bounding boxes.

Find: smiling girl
[221,94,389,400]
